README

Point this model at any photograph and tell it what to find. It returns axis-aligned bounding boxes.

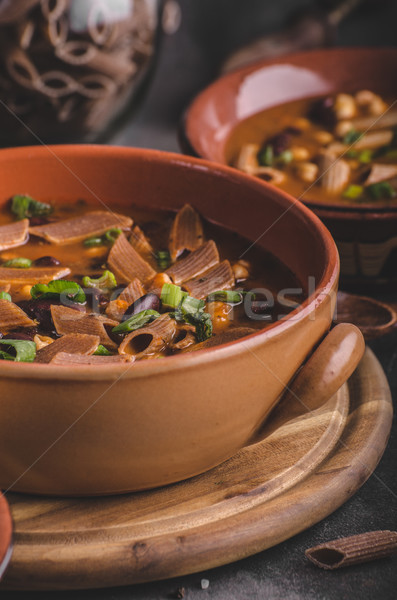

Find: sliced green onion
[207,290,243,304]
[11,194,53,220]
[104,228,122,244]
[343,129,363,145]
[358,149,373,164]
[82,270,117,290]
[83,236,104,247]
[258,145,274,167]
[94,345,113,356]
[160,283,187,309]
[342,185,364,200]
[366,181,396,200]
[0,339,36,362]
[84,228,122,247]
[156,250,171,270]
[0,292,11,301]
[277,149,293,164]
[31,280,86,303]
[112,309,160,334]
[180,295,205,314]
[2,257,32,268]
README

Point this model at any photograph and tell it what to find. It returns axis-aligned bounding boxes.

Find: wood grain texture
[1,348,392,591]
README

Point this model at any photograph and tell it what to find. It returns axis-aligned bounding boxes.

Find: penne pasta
[51,352,134,365]
[35,333,100,363]
[51,305,119,349]
[183,260,235,299]
[0,219,29,251]
[0,299,35,332]
[108,233,156,284]
[119,314,176,359]
[105,278,145,321]
[168,204,204,260]
[166,240,219,285]
[0,266,71,286]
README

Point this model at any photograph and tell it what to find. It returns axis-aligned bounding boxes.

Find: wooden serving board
[1,348,392,591]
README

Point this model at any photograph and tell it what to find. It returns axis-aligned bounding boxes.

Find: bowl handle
[263,323,365,434]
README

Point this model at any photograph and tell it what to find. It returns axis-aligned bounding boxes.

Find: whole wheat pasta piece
[5,47,41,90]
[350,108,397,132]
[40,0,67,21]
[169,324,196,351]
[0,299,36,332]
[47,13,69,46]
[56,41,135,81]
[51,352,134,365]
[168,204,204,261]
[0,1,40,24]
[317,150,351,194]
[119,314,176,359]
[105,278,145,321]
[29,211,132,244]
[0,284,11,293]
[18,19,36,49]
[183,260,235,300]
[129,225,154,258]
[364,163,397,186]
[305,530,397,570]
[182,327,257,353]
[77,73,117,99]
[0,266,71,286]
[0,219,29,251]
[51,305,119,349]
[166,240,219,285]
[35,333,100,364]
[37,70,79,99]
[108,233,156,285]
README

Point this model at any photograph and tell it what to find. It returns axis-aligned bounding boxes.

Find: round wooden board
[1,348,393,591]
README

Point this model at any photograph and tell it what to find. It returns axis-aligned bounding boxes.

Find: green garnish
[358,149,373,164]
[342,185,364,200]
[276,149,293,164]
[258,145,274,167]
[207,290,243,304]
[343,129,363,145]
[0,292,11,301]
[83,228,122,247]
[2,257,32,269]
[82,270,117,290]
[156,250,171,270]
[11,194,52,220]
[161,283,213,342]
[112,309,160,334]
[31,280,86,303]
[94,345,113,356]
[367,181,396,200]
[346,149,358,158]
[0,339,36,362]
[160,283,187,309]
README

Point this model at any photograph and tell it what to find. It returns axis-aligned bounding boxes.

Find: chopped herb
[357,149,373,164]
[84,228,122,247]
[346,149,358,158]
[82,270,117,290]
[207,290,243,304]
[94,345,113,356]
[367,181,396,200]
[31,280,86,303]
[156,250,171,270]
[343,129,363,145]
[160,283,187,309]
[112,309,160,334]
[11,194,53,220]
[2,257,32,269]
[190,311,213,342]
[342,185,364,200]
[0,292,11,301]
[180,295,205,314]
[0,339,36,362]
[258,145,274,167]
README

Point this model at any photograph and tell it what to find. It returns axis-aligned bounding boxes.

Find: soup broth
[0,197,304,364]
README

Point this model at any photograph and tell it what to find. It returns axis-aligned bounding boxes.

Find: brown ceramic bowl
[0,145,338,496]
[182,47,397,290]
[0,492,12,581]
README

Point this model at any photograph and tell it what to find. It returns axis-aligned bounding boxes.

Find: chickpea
[295,162,319,184]
[334,120,353,139]
[292,117,311,131]
[355,90,376,107]
[232,262,249,281]
[0,251,18,261]
[206,301,231,333]
[334,93,357,120]
[18,284,33,300]
[85,246,108,257]
[367,95,387,116]
[313,130,334,146]
[291,146,310,161]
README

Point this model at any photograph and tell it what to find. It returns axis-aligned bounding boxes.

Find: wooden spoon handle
[261,323,365,435]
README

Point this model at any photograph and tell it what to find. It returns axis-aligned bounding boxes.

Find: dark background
[3,0,397,598]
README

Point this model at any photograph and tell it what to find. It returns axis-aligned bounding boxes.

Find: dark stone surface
[2,1,397,598]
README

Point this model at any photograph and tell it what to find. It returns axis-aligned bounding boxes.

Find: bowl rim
[182,45,397,215]
[0,144,339,380]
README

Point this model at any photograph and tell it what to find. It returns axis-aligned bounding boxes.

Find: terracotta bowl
[0,492,12,581]
[0,145,339,496]
[182,47,397,290]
